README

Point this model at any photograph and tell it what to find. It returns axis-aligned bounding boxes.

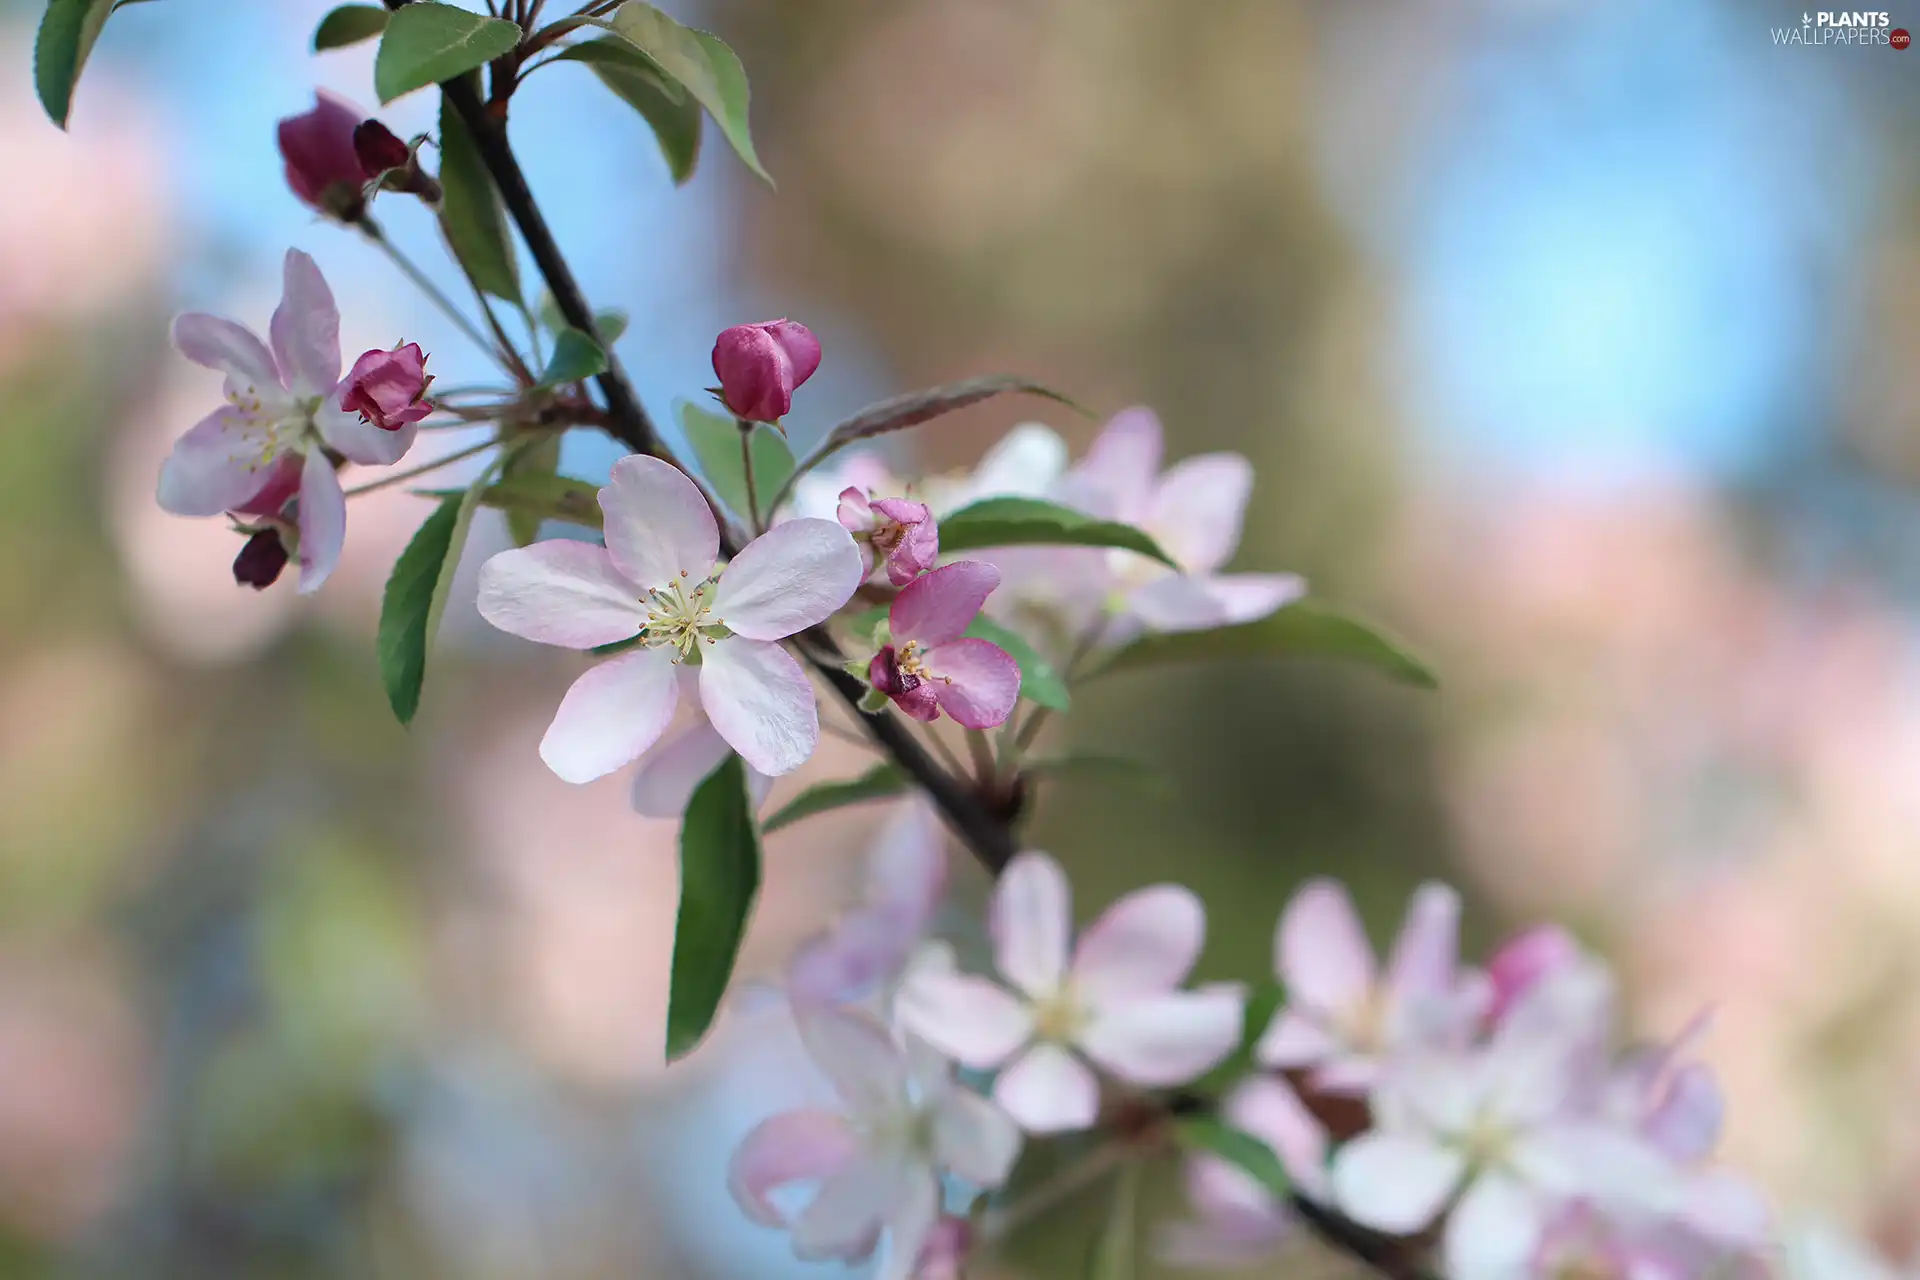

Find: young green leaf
[34,0,116,128]
[499,434,561,546]
[534,292,627,345]
[313,3,388,51]
[424,470,602,529]
[668,755,762,1061]
[437,93,522,303]
[1175,1117,1293,1203]
[607,1,768,184]
[373,2,520,104]
[939,497,1178,569]
[963,614,1069,711]
[1093,603,1439,689]
[762,763,908,834]
[679,401,795,524]
[554,39,702,185]
[537,327,609,387]
[377,495,463,725]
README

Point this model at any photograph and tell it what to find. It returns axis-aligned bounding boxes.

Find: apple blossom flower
[786,800,947,1006]
[866,561,1021,729]
[277,92,372,221]
[1158,1076,1328,1269]
[1484,923,1583,1027]
[712,319,821,424]
[340,342,433,432]
[895,852,1243,1133]
[728,1004,1020,1279]
[157,248,416,593]
[1256,878,1485,1093]
[840,487,939,585]
[475,454,863,781]
[627,668,775,818]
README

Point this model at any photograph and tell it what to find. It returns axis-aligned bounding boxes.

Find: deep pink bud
[353,120,411,176]
[277,92,371,221]
[868,645,940,722]
[1485,924,1583,1025]
[711,319,821,423]
[911,1217,972,1280]
[232,528,290,590]
[341,343,434,432]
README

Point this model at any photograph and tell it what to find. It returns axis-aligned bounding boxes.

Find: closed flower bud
[232,528,290,590]
[341,343,434,432]
[711,319,821,423]
[277,92,371,222]
[352,120,411,176]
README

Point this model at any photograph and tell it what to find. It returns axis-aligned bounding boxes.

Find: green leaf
[34,0,115,128]
[963,614,1069,711]
[1192,978,1284,1094]
[940,497,1177,569]
[377,496,463,725]
[1175,1117,1293,1203]
[1095,602,1438,689]
[373,1,520,104]
[437,93,522,303]
[437,470,602,529]
[554,38,702,185]
[534,292,627,345]
[679,400,795,523]
[499,435,561,546]
[313,3,388,51]
[667,755,762,1061]
[607,1,768,184]
[762,763,907,835]
[537,326,608,387]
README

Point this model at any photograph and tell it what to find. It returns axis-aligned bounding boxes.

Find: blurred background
[2,0,1918,1274]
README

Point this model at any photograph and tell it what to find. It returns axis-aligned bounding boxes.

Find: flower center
[895,639,931,680]
[870,519,906,554]
[227,387,323,474]
[1334,986,1390,1053]
[1031,985,1089,1043]
[1455,1107,1515,1172]
[642,570,728,661]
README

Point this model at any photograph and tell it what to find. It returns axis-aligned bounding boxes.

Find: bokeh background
[2,0,1918,1274]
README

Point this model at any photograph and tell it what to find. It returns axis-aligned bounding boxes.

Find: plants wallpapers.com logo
[1772,10,1912,45]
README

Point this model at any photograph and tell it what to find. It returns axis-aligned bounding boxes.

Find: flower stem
[342,437,498,498]
[979,1142,1128,1243]
[738,418,764,533]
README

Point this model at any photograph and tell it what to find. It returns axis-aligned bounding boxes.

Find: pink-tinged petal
[1444,1173,1545,1280]
[966,423,1069,503]
[1057,406,1162,523]
[764,318,823,387]
[886,515,940,586]
[1126,572,1307,634]
[931,1088,1022,1188]
[728,1109,861,1227]
[171,313,281,398]
[1644,1062,1723,1162]
[1680,1170,1771,1247]
[794,1004,907,1116]
[1384,882,1461,1005]
[866,799,947,920]
[1514,1123,1682,1215]
[700,638,819,775]
[787,911,910,1006]
[890,560,1000,646]
[476,542,646,648]
[925,638,1020,729]
[600,454,719,588]
[312,397,415,466]
[1226,1076,1329,1199]
[1203,573,1308,623]
[155,407,275,516]
[991,852,1071,998]
[1277,878,1377,1015]
[894,970,1033,1070]
[716,518,864,639]
[836,486,873,532]
[793,1155,900,1262]
[1071,884,1205,1005]
[1486,925,1583,1027]
[885,1166,942,1279]
[538,647,680,783]
[1254,1009,1338,1069]
[1077,986,1243,1087]
[629,717,756,819]
[1329,1132,1464,1233]
[1147,452,1252,575]
[295,451,346,594]
[992,1043,1099,1134]
[269,249,341,398]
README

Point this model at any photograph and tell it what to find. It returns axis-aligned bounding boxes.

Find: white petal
[1225,1076,1329,1199]
[793,1155,899,1262]
[629,717,734,818]
[715,517,864,639]
[699,638,819,776]
[728,1109,861,1227]
[476,542,646,649]
[1071,883,1205,1005]
[893,970,1033,1070]
[962,423,1068,505]
[1328,1132,1464,1233]
[537,647,680,783]
[599,454,718,588]
[992,1043,1100,1134]
[1077,987,1243,1087]
[171,313,281,397]
[1276,878,1377,1015]
[269,248,341,398]
[295,450,346,594]
[1198,573,1307,623]
[879,1166,941,1280]
[1384,882,1462,1004]
[932,1088,1023,1188]
[155,407,275,516]
[1255,1009,1338,1069]
[991,852,1071,998]
[314,396,414,466]
[1513,1122,1682,1214]
[1056,407,1162,523]
[1443,1173,1545,1280]
[1148,452,1252,575]
[794,1003,908,1117]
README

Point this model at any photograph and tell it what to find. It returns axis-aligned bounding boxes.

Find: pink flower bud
[277,92,372,221]
[1485,924,1582,1025]
[341,343,434,432]
[711,319,821,422]
[232,528,289,590]
[352,120,411,176]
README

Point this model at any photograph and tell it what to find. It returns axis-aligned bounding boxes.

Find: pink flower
[475,455,863,781]
[838,488,938,586]
[787,800,948,1005]
[729,1005,1020,1277]
[1485,924,1583,1027]
[157,249,415,593]
[627,668,776,818]
[712,319,821,423]
[866,562,1021,729]
[895,852,1244,1133]
[1255,879,1484,1093]
[1158,1077,1327,1269]
[340,342,433,431]
[277,92,371,221]
[351,120,411,176]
